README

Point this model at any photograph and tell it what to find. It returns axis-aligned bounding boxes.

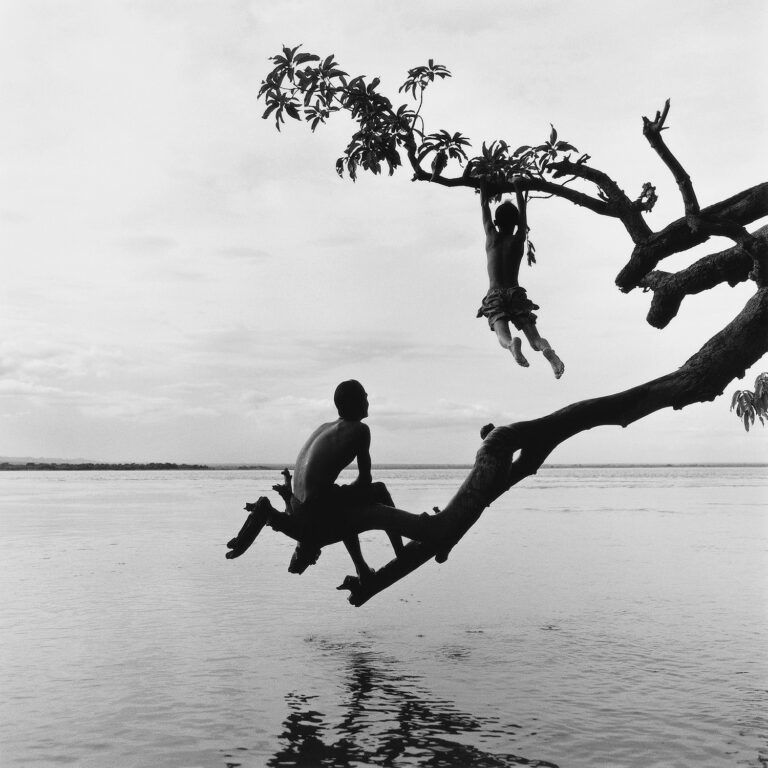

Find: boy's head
[494,201,519,232]
[334,379,369,420]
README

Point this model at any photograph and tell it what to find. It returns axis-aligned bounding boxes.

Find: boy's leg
[520,321,564,379]
[343,535,375,581]
[492,319,529,367]
[368,482,405,557]
[266,509,303,540]
[346,503,444,543]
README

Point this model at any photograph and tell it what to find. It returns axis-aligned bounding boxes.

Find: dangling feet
[510,336,529,368]
[543,348,565,379]
[225,497,272,559]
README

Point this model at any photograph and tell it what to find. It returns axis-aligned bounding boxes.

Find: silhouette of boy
[226,380,440,581]
[477,181,565,378]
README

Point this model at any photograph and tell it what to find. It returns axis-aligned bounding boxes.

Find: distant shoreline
[0,462,211,471]
[1,462,766,471]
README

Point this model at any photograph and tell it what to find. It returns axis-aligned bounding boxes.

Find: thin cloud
[216,246,272,261]
[0,380,67,398]
[0,341,126,381]
[114,234,178,252]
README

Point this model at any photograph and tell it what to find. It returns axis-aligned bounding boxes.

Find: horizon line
[1,460,766,470]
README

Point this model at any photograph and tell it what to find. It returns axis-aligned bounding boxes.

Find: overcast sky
[1,0,766,464]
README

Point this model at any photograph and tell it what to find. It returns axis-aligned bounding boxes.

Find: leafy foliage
[257,46,588,188]
[398,59,451,99]
[731,373,768,431]
[463,127,582,188]
[258,46,345,131]
[526,238,536,267]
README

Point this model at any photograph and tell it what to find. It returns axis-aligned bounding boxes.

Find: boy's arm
[345,425,374,579]
[513,179,528,246]
[480,183,495,236]
[351,424,372,486]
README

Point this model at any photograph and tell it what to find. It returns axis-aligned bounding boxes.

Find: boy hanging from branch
[477,180,565,378]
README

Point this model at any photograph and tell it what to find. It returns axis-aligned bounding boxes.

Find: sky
[1,0,766,464]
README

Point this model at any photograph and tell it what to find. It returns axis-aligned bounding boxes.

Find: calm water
[1,466,766,768]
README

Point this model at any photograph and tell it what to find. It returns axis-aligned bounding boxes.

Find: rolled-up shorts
[476,286,539,331]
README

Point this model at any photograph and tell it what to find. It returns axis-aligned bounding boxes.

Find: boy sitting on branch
[225,380,445,581]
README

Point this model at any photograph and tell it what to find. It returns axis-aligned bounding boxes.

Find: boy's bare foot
[510,336,529,367]
[543,349,565,379]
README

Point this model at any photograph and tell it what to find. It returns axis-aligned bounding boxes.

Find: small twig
[272,468,294,511]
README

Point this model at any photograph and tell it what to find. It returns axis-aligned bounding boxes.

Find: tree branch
[550,159,652,242]
[642,99,700,220]
[615,182,768,291]
[405,146,615,217]
[639,224,768,328]
[339,288,768,606]
[690,219,768,289]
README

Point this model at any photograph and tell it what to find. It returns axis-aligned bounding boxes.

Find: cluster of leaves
[259,46,457,180]
[731,373,768,431]
[399,59,451,99]
[259,46,348,131]
[417,130,472,178]
[336,77,404,179]
[258,46,588,189]
[526,238,536,267]
[460,127,583,188]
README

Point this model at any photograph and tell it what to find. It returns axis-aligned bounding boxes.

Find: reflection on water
[225,643,558,768]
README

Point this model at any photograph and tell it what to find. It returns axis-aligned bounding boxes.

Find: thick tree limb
[339,288,768,606]
[674,219,767,289]
[743,229,768,288]
[615,182,768,291]
[639,225,768,327]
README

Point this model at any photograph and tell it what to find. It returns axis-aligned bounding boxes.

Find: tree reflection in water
[262,643,559,768]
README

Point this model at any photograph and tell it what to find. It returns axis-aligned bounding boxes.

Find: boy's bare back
[485,229,524,288]
[293,420,369,502]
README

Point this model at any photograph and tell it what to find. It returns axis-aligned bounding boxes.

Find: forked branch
[615,182,768,291]
[642,99,700,220]
[639,224,768,327]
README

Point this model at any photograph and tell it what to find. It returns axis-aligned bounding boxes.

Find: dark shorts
[476,286,539,331]
[290,481,391,546]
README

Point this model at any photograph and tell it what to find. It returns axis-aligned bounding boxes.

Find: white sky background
[1,0,766,464]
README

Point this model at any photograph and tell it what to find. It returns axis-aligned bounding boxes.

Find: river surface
[1,466,766,767]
